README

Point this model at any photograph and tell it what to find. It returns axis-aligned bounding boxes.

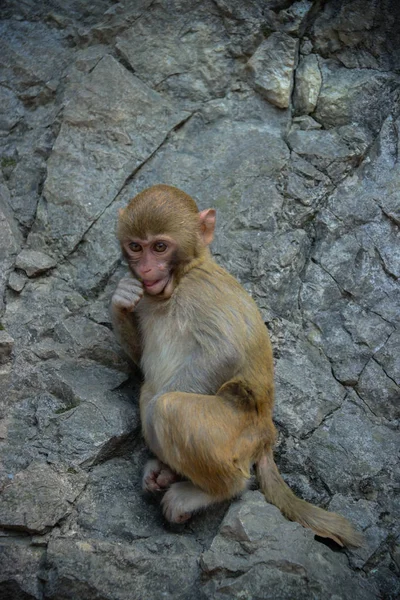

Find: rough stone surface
[201,491,378,600]
[28,54,190,258]
[293,53,322,114]
[0,0,399,598]
[44,536,202,600]
[246,32,299,108]
[115,1,235,104]
[314,60,399,132]
[0,182,21,312]
[0,543,45,600]
[0,329,13,364]
[7,270,26,292]
[0,462,87,534]
[15,249,57,277]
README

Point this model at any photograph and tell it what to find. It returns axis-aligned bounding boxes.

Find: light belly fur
[138,305,194,394]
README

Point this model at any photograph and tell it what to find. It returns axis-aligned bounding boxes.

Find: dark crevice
[300,401,344,441]
[120,110,196,191]
[82,425,143,468]
[380,207,400,228]
[352,386,381,421]
[371,356,399,388]
[113,48,136,76]
[374,246,399,282]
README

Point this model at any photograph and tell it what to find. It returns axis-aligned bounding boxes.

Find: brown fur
[112,184,363,547]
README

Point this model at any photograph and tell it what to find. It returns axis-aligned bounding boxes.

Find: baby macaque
[111,184,362,547]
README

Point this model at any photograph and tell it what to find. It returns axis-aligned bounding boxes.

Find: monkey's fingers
[118,277,144,293]
[115,286,143,301]
[112,291,142,312]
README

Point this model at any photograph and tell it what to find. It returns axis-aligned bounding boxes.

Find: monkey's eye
[128,242,142,253]
[153,241,168,253]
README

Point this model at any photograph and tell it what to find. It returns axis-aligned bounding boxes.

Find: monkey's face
[123,236,177,298]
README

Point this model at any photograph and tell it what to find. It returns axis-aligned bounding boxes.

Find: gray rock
[77,0,155,47]
[74,45,109,73]
[44,535,202,600]
[0,330,14,364]
[0,542,44,600]
[0,86,24,131]
[374,330,400,386]
[8,156,47,228]
[274,337,345,437]
[52,314,129,370]
[201,491,378,599]
[356,358,400,421]
[307,396,399,495]
[0,462,87,533]
[315,227,398,322]
[314,60,398,132]
[0,183,21,252]
[15,249,57,277]
[30,55,190,257]
[293,53,322,114]
[116,2,235,103]
[301,257,395,384]
[0,183,21,311]
[0,20,71,93]
[0,0,112,29]
[300,38,313,55]
[246,33,299,108]
[251,229,311,320]
[27,360,137,467]
[3,276,88,344]
[292,115,322,130]
[311,0,400,72]
[276,1,313,36]
[284,153,333,227]
[7,270,26,292]
[287,124,372,182]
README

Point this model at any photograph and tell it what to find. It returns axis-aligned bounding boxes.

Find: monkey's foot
[142,458,179,493]
[161,481,216,523]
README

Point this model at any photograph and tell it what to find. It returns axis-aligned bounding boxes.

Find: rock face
[0,1,399,599]
[246,32,299,108]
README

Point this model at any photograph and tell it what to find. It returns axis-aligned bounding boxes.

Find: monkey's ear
[199,208,216,245]
[118,208,125,217]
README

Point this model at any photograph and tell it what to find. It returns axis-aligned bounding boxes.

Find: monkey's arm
[111,309,142,365]
[111,276,143,365]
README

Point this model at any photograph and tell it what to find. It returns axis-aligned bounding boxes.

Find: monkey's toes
[156,468,179,489]
[142,458,165,493]
[163,504,192,524]
[161,489,193,523]
[174,511,192,524]
[143,459,179,493]
[143,472,163,493]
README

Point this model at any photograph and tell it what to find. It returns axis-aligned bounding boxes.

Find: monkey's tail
[256,449,363,548]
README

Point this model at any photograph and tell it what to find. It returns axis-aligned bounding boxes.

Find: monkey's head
[118,184,216,298]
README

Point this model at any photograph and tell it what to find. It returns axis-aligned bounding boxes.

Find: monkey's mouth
[143,279,160,288]
[143,276,170,295]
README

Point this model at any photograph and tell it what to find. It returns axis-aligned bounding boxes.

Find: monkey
[111,184,362,547]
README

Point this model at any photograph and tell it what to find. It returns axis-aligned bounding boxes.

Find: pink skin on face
[123,236,177,296]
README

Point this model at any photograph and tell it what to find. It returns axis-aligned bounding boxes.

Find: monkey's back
[172,256,275,409]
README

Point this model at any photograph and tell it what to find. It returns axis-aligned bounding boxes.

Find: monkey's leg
[161,481,219,523]
[142,390,260,516]
[142,458,180,493]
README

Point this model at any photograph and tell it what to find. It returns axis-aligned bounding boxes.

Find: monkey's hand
[111,276,144,314]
